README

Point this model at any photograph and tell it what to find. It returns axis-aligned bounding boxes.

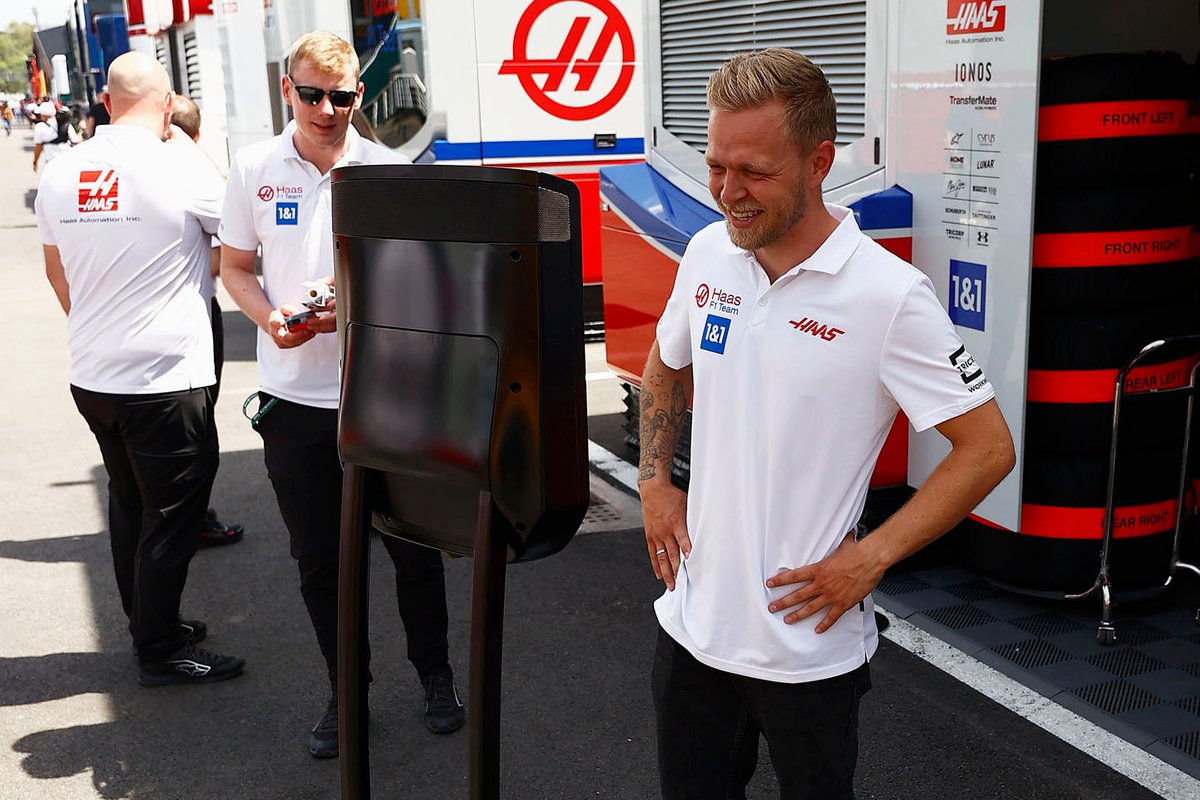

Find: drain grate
[1070,679,1159,715]
[1085,649,1168,678]
[923,603,997,630]
[1165,730,1200,759]
[943,580,996,603]
[1010,612,1085,638]
[1180,662,1200,680]
[877,574,931,595]
[991,639,1073,670]
[1174,695,1200,716]
[583,504,624,525]
[1107,620,1172,646]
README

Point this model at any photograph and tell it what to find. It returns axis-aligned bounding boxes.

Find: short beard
[722,189,809,251]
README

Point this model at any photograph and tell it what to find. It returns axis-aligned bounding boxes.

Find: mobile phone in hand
[284,310,315,330]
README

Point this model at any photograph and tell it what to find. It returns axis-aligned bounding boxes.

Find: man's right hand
[266,306,317,349]
[640,480,691,591]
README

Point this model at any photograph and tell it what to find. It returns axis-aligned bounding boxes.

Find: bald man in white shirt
[36,52,245,687]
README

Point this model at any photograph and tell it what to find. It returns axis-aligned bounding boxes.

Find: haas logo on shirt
[78,170,119,213]
[789,317,845,342]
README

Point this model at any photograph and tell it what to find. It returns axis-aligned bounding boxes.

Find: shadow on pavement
[0,652,130,707]
[0,532,106,564]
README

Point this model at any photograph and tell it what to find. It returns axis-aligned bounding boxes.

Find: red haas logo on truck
[499,0,636,121]
[946,0,1005,35]
[78,170,119,213]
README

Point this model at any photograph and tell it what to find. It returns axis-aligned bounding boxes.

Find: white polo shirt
[35,125,223,394]
[654,204,995,683]
[219,122,410,409]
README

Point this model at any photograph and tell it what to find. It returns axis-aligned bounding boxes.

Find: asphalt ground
[0,123,1194,799]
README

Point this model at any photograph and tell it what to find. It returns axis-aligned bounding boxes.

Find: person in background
[34,51,244,687]
[33,102,81,172]
[2,102,13,136]
[86,93,111,138]
[638,48,1015,799]
[219,30,465,759]
[168,92,246,549]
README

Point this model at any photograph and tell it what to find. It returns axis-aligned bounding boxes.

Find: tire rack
[1066,335,1200,646]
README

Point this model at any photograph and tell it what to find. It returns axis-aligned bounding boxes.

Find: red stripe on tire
[1032,227,1196,267]
[1038,99,1194,141]
[1027,356,1199,403]
[1018,501,1177,540]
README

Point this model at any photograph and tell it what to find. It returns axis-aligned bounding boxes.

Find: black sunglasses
[288,76,357,108]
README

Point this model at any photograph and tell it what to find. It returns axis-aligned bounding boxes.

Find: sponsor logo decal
[696,284,742,315]
[788,317,845,342]
[700,314,731,355]
[498,0,636,122]
[949,344,988,392]
[954,61,993,82]
[260,184,304,203]
[276,202,299,225]
[948,259,986,331]
[78,170,119,212]
[946,0,1006,35]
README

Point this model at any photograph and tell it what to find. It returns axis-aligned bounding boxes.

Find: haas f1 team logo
[78,170,119,213]
[946,0,1006,35]
[499,0,636,121]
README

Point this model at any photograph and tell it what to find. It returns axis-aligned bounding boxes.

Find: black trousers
[71,385,218,663]
[255,395,451,684]
[197,296,224,519]
[652,627,870,800]
[210,296,224,403]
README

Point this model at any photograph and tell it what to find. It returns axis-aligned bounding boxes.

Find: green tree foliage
[0,22,36,95]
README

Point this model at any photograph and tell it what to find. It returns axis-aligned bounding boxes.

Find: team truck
[599,0,1200,626]
[128,0,646,332]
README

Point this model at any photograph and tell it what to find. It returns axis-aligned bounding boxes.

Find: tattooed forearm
[639,377,685,483]
[671,380,687,428]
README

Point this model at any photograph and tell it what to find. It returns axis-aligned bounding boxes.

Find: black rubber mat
[874,563,1200,780]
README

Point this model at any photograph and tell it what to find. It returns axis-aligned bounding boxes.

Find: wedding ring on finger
[656,548,668,556]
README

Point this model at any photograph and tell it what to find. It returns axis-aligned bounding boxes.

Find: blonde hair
[706,48,836,154]
[286,30,360,82]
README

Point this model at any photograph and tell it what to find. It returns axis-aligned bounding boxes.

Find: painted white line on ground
[587,442,1200,799]
[876,607,1200,800]
[585,370,617,382]
[588,440,639,493]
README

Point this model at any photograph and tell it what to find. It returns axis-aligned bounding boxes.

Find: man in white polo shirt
[638,49,1015,798]
[219,30,464,759]
[35,51,245,687]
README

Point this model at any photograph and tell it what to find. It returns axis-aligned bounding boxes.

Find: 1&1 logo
[700,314,730,355]
[498,0,636,121]
[78,170,119,212]
[276,202,299,225]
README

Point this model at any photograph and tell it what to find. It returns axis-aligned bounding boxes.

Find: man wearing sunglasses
[219,30,465,759]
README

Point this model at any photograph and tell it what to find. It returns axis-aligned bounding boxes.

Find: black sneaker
[178,618,207,645]
[138,644,245,687]
[198,508,244,549]
[308,694,339,758]
[422,669,465,734]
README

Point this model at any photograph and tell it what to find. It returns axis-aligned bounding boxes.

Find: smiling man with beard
[637,48,1015,799]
